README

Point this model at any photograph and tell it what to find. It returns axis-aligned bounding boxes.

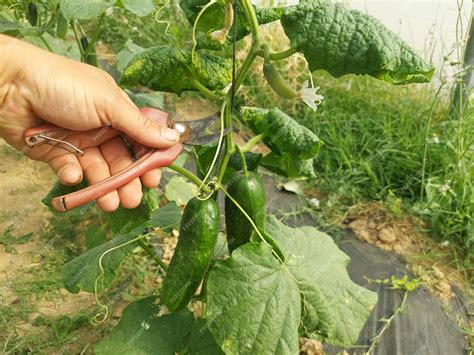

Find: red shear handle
[51,144,183,212]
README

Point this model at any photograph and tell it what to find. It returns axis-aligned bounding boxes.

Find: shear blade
[173,112,231,146]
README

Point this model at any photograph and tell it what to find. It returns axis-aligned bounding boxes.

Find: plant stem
[241,0,259,43]
[216,0,261,183]
[71,20,85,61]
[269,47,297,61]
[137,239,168,271]
[235,144,248,175]
[167,164,207,188]
[217,104,233,184]
[39,35,54,52]
[189,76,222,102]
[241,133,264,152]
[84,13,105,58]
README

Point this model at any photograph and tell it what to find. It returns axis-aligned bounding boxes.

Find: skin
[0,35,180,212]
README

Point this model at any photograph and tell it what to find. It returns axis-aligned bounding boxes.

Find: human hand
[0,35,181,211]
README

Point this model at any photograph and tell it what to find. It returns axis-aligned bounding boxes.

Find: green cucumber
[27,3,38,27]
[225,171,266,252]
[263,61,296,99]
[161,197,219,311]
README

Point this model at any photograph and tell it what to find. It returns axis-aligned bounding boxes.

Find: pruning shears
[24,112,227,213]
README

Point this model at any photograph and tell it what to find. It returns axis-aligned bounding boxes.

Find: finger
[141,168,162,188]
[47,153,83,185]
[100,136,143,209]
[78,147,120,212]
[130,108,169,188]
[106,97,180,148]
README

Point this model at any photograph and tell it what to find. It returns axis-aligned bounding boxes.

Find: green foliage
[0,225,33,254]
[95,297,222,354]
[206,216,377,351]
[59,0,114,20]
[280,0,434,84]
[261,152,317,180]
[103,188,161,234]
[120,46,232,94]
[179,0,281,50]
[242,107,322,159]
[121,0,155,17]
[61,202,181,293]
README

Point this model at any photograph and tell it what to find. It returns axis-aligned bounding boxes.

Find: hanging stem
[269,47,297,61]
[137,239,168,271]
[168,164,207,188]
[241,133,264,152]
[188,75,223,102]
[235,144,248,175]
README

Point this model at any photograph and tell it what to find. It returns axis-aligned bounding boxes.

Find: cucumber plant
[1,0,434,353]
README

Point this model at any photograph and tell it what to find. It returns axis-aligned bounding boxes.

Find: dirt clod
[378,227,397,244]
[299,337,324,355]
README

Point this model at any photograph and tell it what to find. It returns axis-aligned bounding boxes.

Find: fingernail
[163,127,180,142]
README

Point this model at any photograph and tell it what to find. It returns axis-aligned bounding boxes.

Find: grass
[238,23,474,263]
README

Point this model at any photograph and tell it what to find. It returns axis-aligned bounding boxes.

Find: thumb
[107,96,180,148]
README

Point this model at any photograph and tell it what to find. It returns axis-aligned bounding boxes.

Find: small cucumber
[161,197,219,311]
[225,171,266,252]
[27,3,38,27]
[263,61,296,99]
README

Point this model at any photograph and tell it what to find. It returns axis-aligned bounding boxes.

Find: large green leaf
[261,152,316,180]
[205,243,301,354]
[60,0,114,20]
[122,0,155,17]
[205,217,377,352]
[280,0,434,84]
[241,107,322,159]
[103,188,162,234]
[62,202,181,293]
[180,0,282,50]
[120,46,232,94]
[95,297,222,354]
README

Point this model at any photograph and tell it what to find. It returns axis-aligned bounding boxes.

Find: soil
[341,202,468,302]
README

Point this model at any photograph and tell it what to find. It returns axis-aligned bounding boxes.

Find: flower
[299,80,324,111]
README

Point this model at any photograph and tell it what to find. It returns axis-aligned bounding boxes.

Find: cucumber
[263,61,296,99]
[161,197,219,311]
[225,171,266,252]
[27,3,38,27]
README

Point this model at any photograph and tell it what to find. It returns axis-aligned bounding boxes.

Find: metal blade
[183,127,232,146]
[168,112,231,146]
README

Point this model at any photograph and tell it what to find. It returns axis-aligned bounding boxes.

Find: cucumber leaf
[125,90,165,109]
[261,152,317,180]
[95,297,222,354]
[61,202,181,293]
[119,46,232,94]
[280,0,434,84]
[59,0,113,20]
[122,0,155,17]
[180,0,281,50]
[205,216,377,351]
[241,107,322,159]
[102,188,162,234]
[205,243,301,354]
